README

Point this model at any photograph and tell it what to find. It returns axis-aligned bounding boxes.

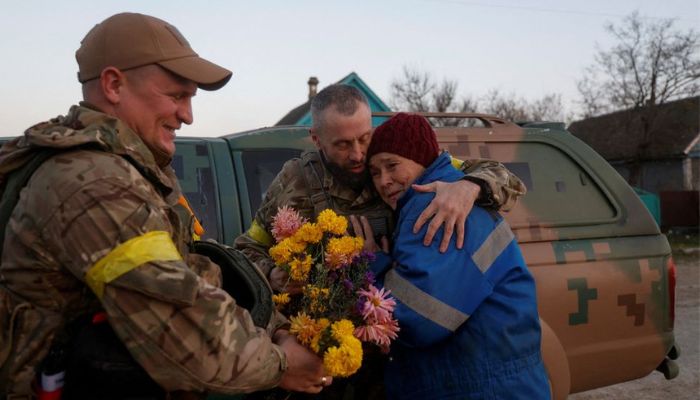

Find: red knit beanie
[367,113,440,168]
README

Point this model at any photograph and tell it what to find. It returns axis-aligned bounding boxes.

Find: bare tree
[482,90,530,122]
[577,12,700,117]
[390,67,565,126]
[390,67,478,126]
[482,90,565,122]
[390,67,434,113]
[528,94,566,122]
[576,12,700,186]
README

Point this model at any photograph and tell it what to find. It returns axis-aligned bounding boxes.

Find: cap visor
[159,56,232,91]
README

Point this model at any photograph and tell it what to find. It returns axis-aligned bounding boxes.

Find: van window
[241,149,302,214]
[173,141,220,240]
[446,141,616,226]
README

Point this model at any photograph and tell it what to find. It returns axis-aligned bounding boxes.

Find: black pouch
[192,240,273,328]
[61,315,165,400]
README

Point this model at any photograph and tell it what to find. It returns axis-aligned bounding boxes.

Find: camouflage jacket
[234,150,526,278]
[0,104,286,397]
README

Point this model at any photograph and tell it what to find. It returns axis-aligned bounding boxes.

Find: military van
[0,112,679,398]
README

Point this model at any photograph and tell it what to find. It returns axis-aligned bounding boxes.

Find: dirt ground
[569,232,700,400]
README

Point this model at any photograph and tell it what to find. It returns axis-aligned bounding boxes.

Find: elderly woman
[354,113,550,399]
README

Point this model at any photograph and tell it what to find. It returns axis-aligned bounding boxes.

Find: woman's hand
[349,215,389,253]
[269,266,304,294]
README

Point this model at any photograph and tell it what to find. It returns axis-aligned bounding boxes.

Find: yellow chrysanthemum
[331,319,355,339]
[288,237,308,253]
[289,254,313,282]
[317,209,348,235]
[269,241,292,266]
[294,222,323,244]
[325,236,364,269]
[328,236,364,257]
[290,313,320,347]
[272,293,290,308]
[322,334,363,377]
[304,285,330,314]
[269,236,308,266]
[304,285,330,300]
[310,318,330,353]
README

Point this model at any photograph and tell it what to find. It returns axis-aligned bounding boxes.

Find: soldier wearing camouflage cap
[0,12,329,399]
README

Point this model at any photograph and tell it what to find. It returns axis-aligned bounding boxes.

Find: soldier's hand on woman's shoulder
[412,179,480,253]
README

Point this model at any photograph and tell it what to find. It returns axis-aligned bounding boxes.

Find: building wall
[612,158,698,228]
[612,159,688,193]
[689,157,700,190]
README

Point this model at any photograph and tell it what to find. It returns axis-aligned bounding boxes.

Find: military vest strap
[298,152,334,219]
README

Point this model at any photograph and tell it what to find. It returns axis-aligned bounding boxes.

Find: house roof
[276,99,312,126]
[275,72,391,126]
[568,96,700,161]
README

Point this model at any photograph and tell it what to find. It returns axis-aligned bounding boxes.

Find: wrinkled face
[311,102,372,180]
[369,152,426,210]
[115,65,197,163]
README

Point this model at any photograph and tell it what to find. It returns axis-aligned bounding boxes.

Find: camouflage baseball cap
[76,12,232,90]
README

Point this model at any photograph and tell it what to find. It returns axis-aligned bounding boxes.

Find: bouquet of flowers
[268,206,399,377]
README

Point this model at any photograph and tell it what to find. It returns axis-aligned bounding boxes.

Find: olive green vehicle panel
[224,126,315,150]
[223,127,314,232]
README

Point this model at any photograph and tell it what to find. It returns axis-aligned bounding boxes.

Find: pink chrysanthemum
[271,206,307,242]
[354,318,400,348]
[358,285,396,323]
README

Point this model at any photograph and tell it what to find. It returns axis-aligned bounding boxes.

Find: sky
[0,0,698,138]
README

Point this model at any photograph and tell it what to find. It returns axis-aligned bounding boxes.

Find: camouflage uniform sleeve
[458,158,527,211]
[40,154,286,394]
[234,158,313,278]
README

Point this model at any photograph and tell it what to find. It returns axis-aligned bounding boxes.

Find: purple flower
[361,251,377,263]
[354,298,365,315]
[364,271,376,286]
[343,279,354,293]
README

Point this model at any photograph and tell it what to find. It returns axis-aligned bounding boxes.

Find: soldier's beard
[320,151,368,192]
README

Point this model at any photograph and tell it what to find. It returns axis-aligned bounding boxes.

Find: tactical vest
[297,151,395,239]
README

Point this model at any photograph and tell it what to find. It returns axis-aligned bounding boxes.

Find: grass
[665,230,700,262]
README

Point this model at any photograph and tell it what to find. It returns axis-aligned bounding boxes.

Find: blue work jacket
[371,152,550,400]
